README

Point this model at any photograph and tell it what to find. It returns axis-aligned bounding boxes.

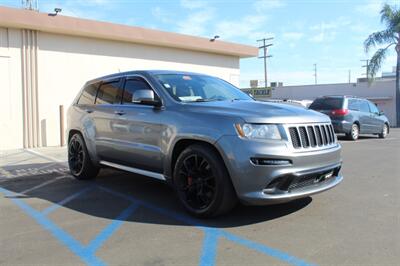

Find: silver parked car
[67,70,343,217]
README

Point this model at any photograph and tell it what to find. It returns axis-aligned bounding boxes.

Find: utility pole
[22,0,38,10]
[313,63,317,84]
[257,38,273,88]
[361,59,370,79]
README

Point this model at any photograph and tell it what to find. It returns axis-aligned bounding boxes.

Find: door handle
[114,110,126,116]
[85,109,94,114]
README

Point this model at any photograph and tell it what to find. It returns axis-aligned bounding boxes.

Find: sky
[0,0,398,87]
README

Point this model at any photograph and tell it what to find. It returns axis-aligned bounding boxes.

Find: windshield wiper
[189,98,221,102]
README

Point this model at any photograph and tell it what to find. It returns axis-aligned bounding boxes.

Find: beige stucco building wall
[0,28,24,150]
[0,6,257,150]
[37,32,241,147]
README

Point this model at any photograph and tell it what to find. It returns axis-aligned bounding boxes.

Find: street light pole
[257,38,273,88]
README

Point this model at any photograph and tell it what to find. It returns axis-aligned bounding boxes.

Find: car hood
[184,100,330,124]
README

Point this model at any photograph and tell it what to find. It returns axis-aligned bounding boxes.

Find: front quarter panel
[161,106,243,178]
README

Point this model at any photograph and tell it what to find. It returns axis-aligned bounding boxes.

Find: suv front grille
[288,124,336,150]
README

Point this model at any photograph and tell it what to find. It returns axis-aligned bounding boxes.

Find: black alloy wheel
[68,135,84,176]
[68,133,99,180]
[177,154,216,210]
[173,144,237,217]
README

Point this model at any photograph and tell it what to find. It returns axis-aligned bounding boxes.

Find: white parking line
[25,149,65,164]
[20,175,69,194]
[36,162,58,171]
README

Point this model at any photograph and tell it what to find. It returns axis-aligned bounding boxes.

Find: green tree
[364,3,400,127]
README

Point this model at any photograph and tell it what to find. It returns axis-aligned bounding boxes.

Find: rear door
[367,100,384,133]
[358,99,374,133]
[74,82,99,151]
[92,78,124,161]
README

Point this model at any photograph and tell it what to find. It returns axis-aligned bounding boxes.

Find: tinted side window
[368,101,379,114]
[122,77,154,104]
[359,100,370,113]
[309,98,343,110]
[95,81,122,104]
[78,83,99,105]
[348,99,360,111]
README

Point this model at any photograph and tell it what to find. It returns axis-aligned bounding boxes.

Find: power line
[257,38,273,88]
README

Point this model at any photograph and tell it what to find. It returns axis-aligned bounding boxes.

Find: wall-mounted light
[49,8,62,16]
[209,35,220,42]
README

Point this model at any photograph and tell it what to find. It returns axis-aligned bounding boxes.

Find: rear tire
[68,133,99,180]
[378,123,388,139]
[346,123,359,141]
[173,144,237,218]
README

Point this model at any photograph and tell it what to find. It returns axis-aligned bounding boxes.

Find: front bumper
[216,136,343,205]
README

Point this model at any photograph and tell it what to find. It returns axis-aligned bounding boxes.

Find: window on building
[95,81,122,104]
[122,77,155,104]
[77,83,99,105]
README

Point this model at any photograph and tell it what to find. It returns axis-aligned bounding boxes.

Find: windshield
[309,98,344,110]
[154,74,253,102]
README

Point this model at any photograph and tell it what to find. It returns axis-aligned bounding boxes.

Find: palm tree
[364,4,400,127]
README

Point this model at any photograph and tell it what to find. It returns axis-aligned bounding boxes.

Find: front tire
[173,144,237,218]
[346,123,359,141]
[68,133,99,180]
[378,123,388,139]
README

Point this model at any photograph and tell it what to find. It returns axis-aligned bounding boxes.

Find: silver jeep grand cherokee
[67,70,343,217]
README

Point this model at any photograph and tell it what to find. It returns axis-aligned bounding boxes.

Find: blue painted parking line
[85,202,139,254]
[98,185,314,266]
[0,187,106,266]
[220,231,313,266]
[1,182,315,266]
[198,229,313,266]
[199,228,219,266]
[42,185,95,215]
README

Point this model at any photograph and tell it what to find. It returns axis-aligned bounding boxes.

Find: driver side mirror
[379,111,384,116]
[132,90,161,107]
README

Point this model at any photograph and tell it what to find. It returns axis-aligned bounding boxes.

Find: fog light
[250,158,292,166]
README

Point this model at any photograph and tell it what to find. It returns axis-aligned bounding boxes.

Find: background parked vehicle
[309,95,390,140]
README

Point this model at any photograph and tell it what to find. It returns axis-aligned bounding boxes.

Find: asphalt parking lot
[1,130,399,266]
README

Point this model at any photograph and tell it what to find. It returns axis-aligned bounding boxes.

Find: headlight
[235,123,282,140]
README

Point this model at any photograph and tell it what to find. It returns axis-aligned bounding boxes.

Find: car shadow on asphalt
[1,163,312,228]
